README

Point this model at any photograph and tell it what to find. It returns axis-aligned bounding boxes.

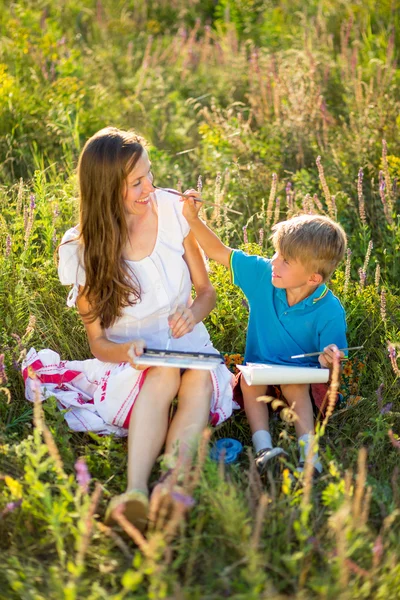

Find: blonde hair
[271,214,347,282]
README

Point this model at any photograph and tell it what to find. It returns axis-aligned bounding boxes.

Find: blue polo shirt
[230,250,347,367]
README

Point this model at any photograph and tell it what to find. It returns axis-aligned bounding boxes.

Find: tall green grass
[1,1,399,598]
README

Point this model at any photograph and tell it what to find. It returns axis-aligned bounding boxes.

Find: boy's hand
[127,339,148,370]
[168,305,196,338]
[181,189,202,222]
[318,344,344,368]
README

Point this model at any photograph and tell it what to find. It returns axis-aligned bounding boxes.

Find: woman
[23,127,235,531]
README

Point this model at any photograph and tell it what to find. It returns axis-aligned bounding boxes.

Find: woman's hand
[168,305,196,339]
[318,344,344,368]
[181,189,202,223]
[127,339,148,370]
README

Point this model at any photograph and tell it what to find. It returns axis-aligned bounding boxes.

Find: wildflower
[273,196,280,225]
[286,182,294,215]
[0,353,7,384]
[379,170,392,224]
[343,248,352,296]
[358,267,366,290]
[243,225,248,244]
[171,491,196,507]
[241,298,249,310]
[381,403,392,414]
[258,228,264,247]
[313,193,323,212]
[75,457,91,493]
[1,499,22,518]
[362,240,373,274]
[387,343,400,377]
[380,288,387,323]
[331,194,337,219]
[374,262,380,289]
[24,195,36,248]
[197,174,203,193]
[358,167,366,225]
[24,315,36,338]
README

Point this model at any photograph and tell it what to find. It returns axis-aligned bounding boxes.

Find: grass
[0,1,400,598]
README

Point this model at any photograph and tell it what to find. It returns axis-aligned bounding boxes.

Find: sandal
[254,446,288,475]
[105,489,149,533]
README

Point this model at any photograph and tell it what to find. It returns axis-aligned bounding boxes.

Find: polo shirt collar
[275,284,328,309]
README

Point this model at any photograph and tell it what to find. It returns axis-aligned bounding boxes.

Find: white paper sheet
[237,363,330,385]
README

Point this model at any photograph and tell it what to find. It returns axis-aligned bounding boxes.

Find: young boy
[182,195,347,476]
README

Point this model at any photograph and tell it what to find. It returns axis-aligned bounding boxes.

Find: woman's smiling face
[123,150,155,215]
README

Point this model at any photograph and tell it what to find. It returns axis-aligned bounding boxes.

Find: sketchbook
[237,363,330,386]
[131,348,224,371]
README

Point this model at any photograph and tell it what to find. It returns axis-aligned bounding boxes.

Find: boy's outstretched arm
[181,190,232,268]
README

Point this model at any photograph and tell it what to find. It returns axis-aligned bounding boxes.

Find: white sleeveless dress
[23,190,236,436]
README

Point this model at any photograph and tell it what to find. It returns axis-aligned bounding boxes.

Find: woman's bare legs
[164,369,213,465]
[127,366,181,493]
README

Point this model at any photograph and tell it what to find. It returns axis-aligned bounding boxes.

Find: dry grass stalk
[30,368,66,479]
[316,156,335,219]
[382,139,393,214]
[321,351,341,428]
[16,177,24,214]
[246,447,264,516]
[112,504,150,556]
[329,503,350,589]
[251,493,269,549]
[301,437,316,509]
[96,521,133,560]
[352,447,367,523]
[265,173,277,230]
[75,482,102,569]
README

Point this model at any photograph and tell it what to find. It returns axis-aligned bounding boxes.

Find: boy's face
[271,252,322,290]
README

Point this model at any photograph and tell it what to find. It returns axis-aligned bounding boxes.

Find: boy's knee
[280,383,310,401]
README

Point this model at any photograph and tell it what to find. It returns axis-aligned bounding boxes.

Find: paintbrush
[153,185,243,216]
[290,345,364,359]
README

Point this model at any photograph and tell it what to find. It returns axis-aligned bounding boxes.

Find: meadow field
[0,1,399,598]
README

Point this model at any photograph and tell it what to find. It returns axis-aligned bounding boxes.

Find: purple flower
[5,235,11,257]
[30,194,36,210]
[0,354,7,385]
[241,299,249,310]
[171,491,195,507]
[75,457,91,493]
[1,499,22,517]
[380,403,392,414]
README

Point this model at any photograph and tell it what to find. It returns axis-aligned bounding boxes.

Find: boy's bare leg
[279,383,314,438]
[280,383,322,473]
[241,376,270,434]
[127,366,181,493]
[241,376,287,472]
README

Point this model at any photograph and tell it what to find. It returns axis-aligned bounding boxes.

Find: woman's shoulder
[60,225,80,245]
[155,189,190,240]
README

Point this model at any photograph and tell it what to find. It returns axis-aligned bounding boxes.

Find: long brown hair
[76,127,146,328]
